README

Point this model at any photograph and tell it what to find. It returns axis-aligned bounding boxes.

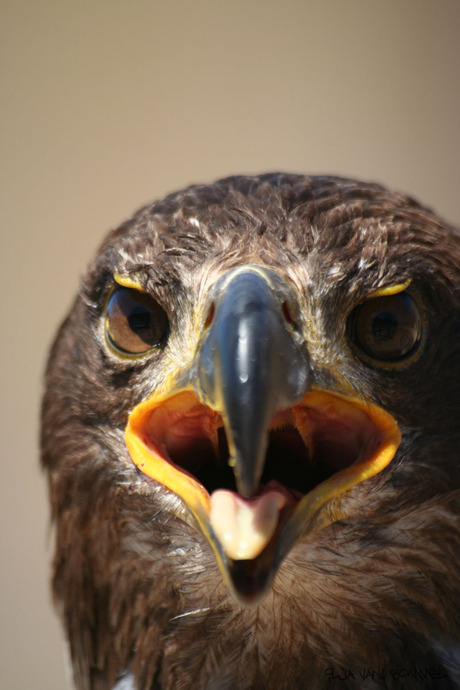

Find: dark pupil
[372,312,397,341]
[128,307,151,333]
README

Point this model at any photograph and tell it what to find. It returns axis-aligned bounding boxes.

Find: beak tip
[235,474,255,499]
[234,459,263,498]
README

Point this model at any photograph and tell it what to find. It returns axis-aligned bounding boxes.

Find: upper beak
[125,267,401,604]
[195,267,310,497]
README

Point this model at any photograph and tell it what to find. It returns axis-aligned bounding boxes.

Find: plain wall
[1,1,459,688]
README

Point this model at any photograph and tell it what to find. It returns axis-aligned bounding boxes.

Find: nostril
[204,302,215,329]
[282,301,296,328]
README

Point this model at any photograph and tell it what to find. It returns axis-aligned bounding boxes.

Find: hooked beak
[125,267,401,604]
[195,268,310,496]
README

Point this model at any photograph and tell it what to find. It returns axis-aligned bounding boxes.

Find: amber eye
[349,293,422,362]
[106,287,168,355]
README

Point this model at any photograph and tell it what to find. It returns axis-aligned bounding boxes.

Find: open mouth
[129,390,385,499]
[125,388,399,565]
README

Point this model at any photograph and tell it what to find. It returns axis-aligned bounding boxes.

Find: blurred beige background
[1,1,459,688]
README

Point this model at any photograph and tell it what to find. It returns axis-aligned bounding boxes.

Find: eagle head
[41,174,460,689]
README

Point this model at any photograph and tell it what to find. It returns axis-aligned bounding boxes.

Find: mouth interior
[138,392,381,501]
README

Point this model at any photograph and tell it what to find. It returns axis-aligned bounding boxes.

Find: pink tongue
[209,489,286,560]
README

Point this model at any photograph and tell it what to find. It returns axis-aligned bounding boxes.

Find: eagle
[41,174,460,689]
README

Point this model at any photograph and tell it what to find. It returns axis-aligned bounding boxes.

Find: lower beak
[125,268,401,604]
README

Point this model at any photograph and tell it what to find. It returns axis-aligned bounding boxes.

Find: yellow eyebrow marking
[368,278,412,298]
[113,273,146,292]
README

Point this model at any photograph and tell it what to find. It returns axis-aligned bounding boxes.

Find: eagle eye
[105,287,168,355]
[349,292,422,363]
